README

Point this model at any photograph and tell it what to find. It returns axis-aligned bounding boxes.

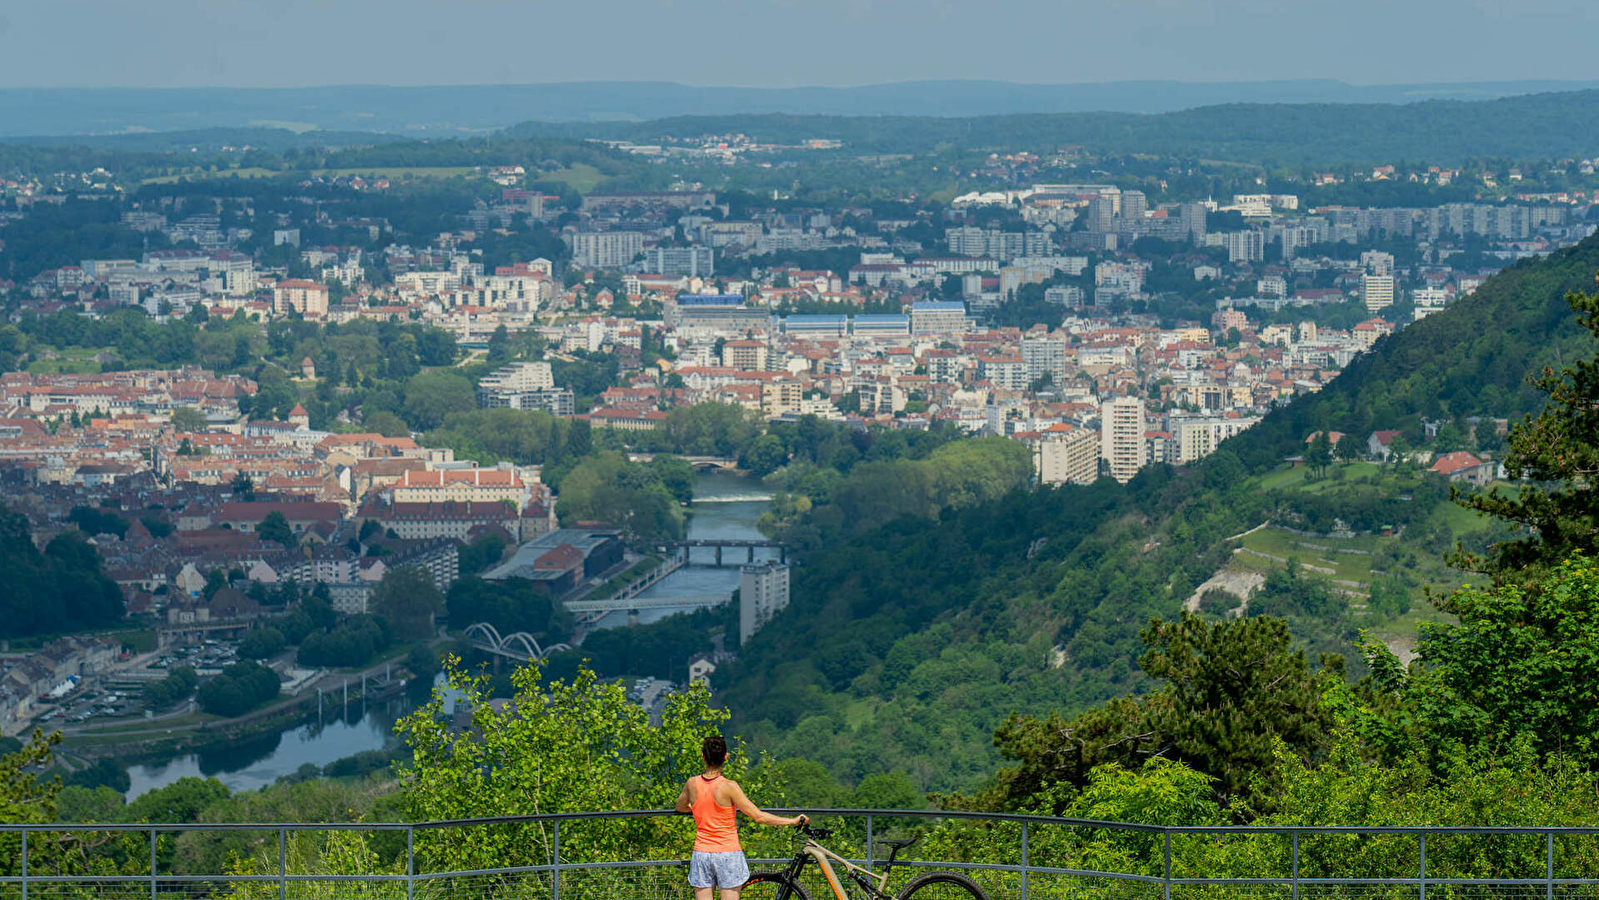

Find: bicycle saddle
[874,837,918,849]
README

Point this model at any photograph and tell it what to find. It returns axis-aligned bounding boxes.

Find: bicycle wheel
[743,871,813,900]
[893,871,989,900]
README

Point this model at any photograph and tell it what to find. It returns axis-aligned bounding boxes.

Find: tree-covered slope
[509,89,1599,165]
[713,233,1599,793]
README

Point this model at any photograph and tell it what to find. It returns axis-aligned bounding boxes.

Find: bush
[197,660,281,717]
[143,665,199,710]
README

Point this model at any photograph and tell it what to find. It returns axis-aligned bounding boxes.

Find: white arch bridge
[462,622,571,664]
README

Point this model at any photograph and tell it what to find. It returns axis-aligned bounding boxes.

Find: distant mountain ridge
[4,78,1599,138]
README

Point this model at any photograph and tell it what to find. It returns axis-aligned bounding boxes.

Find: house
[1368,430,1404,460]
[1430,451,1493,486]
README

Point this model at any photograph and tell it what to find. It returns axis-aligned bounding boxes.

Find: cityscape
[4,0,1599,893]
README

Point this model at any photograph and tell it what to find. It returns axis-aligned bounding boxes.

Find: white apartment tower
[1362,274,1395,312]
[739,562,791,643]
[1100,395,1148,484]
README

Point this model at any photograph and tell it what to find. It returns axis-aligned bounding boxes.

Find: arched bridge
[627,452,741,472]
[462,622,570,663]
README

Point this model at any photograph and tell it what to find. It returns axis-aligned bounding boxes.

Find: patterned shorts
[688,850,751,888]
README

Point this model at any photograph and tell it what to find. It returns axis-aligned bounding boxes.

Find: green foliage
[238,626,286,660]
[457,529,509,576]
[402,370,476,431]
[296,615,391,668]
[544,602,735,683]
[143,665,199,709]
[68,505,129,538]
[370,566,444,642]
[257,510,296,548]
[0,509,125,638]
[424,407,583,466]
[63,758,130,793]
[394,661,784,870]
[446,576,557,637]
[1352,554,1599,768]
[196,660,282,717]
[1456,282,1599,578]
[979,613,1333,813]
[555,452,685,543]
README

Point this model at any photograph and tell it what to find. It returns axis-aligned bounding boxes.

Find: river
[122,470,772,800]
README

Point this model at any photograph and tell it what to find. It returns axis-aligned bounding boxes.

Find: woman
[676,734,807,900]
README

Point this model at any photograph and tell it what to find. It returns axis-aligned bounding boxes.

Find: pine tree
[1455,280,1599,580]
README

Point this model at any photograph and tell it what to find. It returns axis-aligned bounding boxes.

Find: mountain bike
[741,823,989,900]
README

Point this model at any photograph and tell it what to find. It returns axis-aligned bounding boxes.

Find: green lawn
[534,163,607,193]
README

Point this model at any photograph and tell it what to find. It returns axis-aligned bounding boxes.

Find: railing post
[1546,831,1554,900]
[150,828,158,900]
[19,829,26,900]
[1418,832,1426,900]
[1020,820,1029,900]
[408,827,416,900]
[552,819,561,900]
[1163,830,1171,900]
[1291,831,1299,900]
[866,815,874,871]
[279,828,287,900]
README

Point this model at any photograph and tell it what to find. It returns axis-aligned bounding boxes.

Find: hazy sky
[3,0,1597,89]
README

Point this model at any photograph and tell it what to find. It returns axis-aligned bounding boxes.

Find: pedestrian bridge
[10,808,1593,900]
[462,621,569,662]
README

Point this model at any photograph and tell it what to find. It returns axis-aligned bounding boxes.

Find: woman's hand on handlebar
[791,814,809,828]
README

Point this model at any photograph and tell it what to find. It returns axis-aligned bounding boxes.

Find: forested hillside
[713,232,1599,793]
[509,89,1599,165]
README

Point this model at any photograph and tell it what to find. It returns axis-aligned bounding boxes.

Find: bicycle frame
[782,839,893,900]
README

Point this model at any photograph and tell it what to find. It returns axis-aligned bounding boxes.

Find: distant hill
[507,89,1599,165]
[3,78,1598,139]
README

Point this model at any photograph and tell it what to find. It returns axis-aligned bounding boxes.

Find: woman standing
[676,734,807,900]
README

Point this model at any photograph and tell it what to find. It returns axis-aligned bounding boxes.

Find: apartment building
[1100,395,1148,484]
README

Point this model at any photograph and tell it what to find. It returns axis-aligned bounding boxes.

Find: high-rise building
[1100,395,1148,484]
[739,562,790,643]
[909,301,969,335]
[1021,333,1068,386]
[568,232,647,269]
[1086,197,1116,232]
[645,246,714,277]
[1120,191,1148,221]
[1036,426,1100,485]
[1362,273,1395,312]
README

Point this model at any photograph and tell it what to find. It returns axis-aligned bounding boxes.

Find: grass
[105,628,158,653]
[534,163,607,193]
[312,166,477,180]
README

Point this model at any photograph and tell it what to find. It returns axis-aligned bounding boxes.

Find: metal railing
[5,809,1599,900]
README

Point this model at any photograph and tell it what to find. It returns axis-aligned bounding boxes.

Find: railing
[5,809,1599,900]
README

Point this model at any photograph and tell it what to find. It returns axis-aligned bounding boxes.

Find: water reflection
[121,472,772,799]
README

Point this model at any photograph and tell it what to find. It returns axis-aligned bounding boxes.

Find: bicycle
[741,822,989,900]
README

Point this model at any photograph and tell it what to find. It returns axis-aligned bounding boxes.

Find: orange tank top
[691,774,741,852]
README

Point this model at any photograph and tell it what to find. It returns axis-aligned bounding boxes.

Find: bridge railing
[5,809,1599,900]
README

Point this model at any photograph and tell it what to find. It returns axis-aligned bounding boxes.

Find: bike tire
[743,871,813,900]
[893,871,989,900]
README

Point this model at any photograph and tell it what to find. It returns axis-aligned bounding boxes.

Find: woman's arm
[675,779,694,814]
[728,781,807,827]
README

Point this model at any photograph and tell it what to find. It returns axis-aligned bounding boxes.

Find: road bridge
[665,538,788,565]
[564,594,729,614]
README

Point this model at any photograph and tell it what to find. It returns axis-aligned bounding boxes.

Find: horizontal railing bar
[17,807,1599,835]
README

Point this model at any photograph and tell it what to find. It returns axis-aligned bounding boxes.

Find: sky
[3,0,1598,89]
